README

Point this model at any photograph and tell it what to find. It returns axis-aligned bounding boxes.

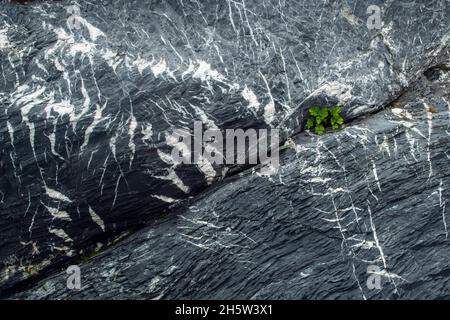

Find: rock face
[7,67,450,299]
[0,0,449,298]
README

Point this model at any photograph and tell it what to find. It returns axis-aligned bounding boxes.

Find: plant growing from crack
[305,105,344,134]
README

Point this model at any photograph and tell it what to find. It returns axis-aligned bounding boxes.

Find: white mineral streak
[45,186,72,203]
[259,71,276,124]
[89,206,105,232]
[49,228,73,242]
[153,195,178,203]
[44,205,72,222]
[242,85,260,110]
[0,28,11,50]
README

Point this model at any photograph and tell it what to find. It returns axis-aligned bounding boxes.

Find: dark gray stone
[5,63,450,300]
[0,0,449,298]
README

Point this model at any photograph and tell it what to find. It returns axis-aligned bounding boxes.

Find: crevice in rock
[2,61,449,298]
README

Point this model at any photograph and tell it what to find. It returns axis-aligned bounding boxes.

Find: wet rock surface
[0,0,449,298]
[7,66,450,299]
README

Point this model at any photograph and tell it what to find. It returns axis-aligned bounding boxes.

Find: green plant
[329,106,344,130]
[305,105,344,134]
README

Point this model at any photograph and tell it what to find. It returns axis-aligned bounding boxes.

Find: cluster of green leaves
[305,105,344,135]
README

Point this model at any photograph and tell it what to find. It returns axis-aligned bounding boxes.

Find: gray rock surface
[9,65,450,299]
[0,0,449,298]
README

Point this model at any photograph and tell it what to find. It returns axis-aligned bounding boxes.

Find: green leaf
[330,105,341,116]
[305,117,314,129]
[306,105,343,134]
[329,105,343,130]
[318,107,328,120]
[316,117,322,125]
[315,124,325,135]
[309,106,320,116]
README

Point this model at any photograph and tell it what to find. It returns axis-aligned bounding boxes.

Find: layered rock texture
[0,0,449,299]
